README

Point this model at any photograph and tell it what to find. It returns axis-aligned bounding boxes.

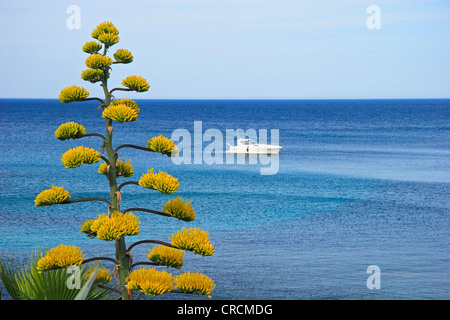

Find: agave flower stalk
[33,21,215,300]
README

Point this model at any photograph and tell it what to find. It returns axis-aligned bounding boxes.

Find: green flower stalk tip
[114,48,133,64]
[55,121,86,140]
[163,197,195,222]
[59,85,89,103]
[91,21,119,40]
[147,135,178,157]
[102,104,138,123]
[82,41,102,54]
[85,54,113,70]
[35,185,71,207]
[122,75,150,92]
[61,146,101,169]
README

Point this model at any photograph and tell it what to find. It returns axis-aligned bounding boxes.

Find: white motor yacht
[226,138,282,154]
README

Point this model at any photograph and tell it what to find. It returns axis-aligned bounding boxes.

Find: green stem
[109,87,133,94]
[65,197,112,206]
[102,75,131,300]
[123,207,172,219]
[117,180,140,191]
[81,133,106,140]
[114,144,153,154]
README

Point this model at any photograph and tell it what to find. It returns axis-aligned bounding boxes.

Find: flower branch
[127,240,174,252]
[123,207,172,219]
[65,197,112,206]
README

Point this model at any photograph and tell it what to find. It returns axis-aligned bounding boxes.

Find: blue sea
[0,98,449,300]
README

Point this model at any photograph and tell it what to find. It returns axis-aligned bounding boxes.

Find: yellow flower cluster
[81,68,106,83]
[122,75,150,92]
[163,197,195,222]
[54,121,86,141]
[113,48,133,64]
[91,21,119,40]
[58,85,89,103]
[84,267,112,285]
[102,104,138,123]
[81,211,140,241]
[98,32,119,47]
[61,146,101,169]
[82,41,102,54]
[80,219,95,238]
[98,159,134,178]
[138,169,179,194]
[147,245,185,269]
[170,228,214,256]
[174,272,216,297]
[147,135,178,157]
[34,185,71,207]
[85,53,113,70]
[126,268,173,297]
[37,244,84,272]
[126,268,215,297]
[110,98,139,113]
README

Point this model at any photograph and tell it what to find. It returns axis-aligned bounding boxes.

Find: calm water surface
[0,99,448,299]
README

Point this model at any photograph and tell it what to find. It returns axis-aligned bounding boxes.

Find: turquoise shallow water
[0,98,449,299]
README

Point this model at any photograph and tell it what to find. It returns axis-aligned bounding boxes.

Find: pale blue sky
[0,0,449,99]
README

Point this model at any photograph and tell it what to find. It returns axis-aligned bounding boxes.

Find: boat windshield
[241,140,257,145]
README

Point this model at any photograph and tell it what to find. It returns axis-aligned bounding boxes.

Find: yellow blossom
[169,228,214,256]
[80,219,95,238]
[84,267,112,285]
[91,21,119,40]
[126,268,173,296]
[61,146,101,169]
[98,159,134,178]
[37,244,84,272]
[109,98,139,113]
[147,245,185,269]
[163,197,195,222]
[81,68,106,83]
[138,169,179,194]
[98,33,119,47]
[85,53,113,70]
[102,104,138,123]
[121,75,150,92]
[34,185,71,207]
[147,135,178,157]
[174,272,215,297]
[87,211,140,241]
[54,121,86,140]
[113,48,133,64]
[82,41,102,54]
[58,85,89,103]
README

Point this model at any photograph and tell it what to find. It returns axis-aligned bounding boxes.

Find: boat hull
[226,147,282,155]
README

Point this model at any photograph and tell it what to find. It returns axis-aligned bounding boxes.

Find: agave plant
[32,21,215,300]
[0,250,113,300]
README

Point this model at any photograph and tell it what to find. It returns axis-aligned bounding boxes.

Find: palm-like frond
[0,249,114,300]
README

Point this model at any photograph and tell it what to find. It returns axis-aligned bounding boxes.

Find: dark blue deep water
[0,98,449,299]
